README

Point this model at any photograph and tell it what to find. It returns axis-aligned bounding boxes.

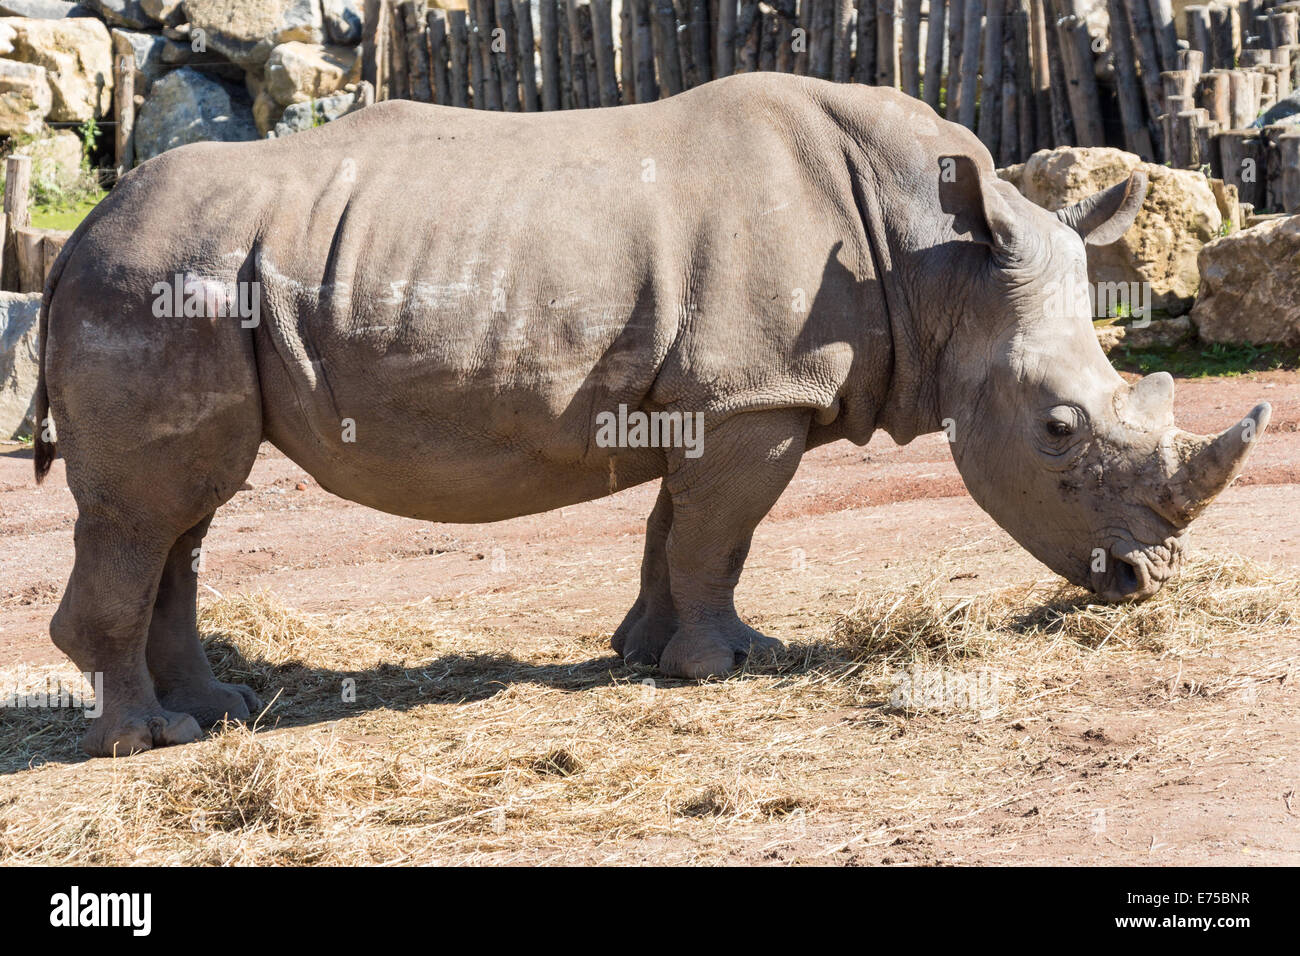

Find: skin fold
[31,74,1270,757]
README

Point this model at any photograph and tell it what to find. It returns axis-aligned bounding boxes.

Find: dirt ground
[0,371,1298,865]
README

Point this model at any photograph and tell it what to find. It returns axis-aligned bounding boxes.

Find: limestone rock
[0,57,51,136]
[18,127,84,191]
[272,87,359,136]
[0,15,113,121]
[0,1,92,17]
[1014,146,1222,316]
[265,40,358,106]
[321,0,362,46]
[0,291,42,440]
[79,0,151,28]
[180,0,323,70]
[1190,215,1300,345]
[134,65,258,162]
[139,0,183,24]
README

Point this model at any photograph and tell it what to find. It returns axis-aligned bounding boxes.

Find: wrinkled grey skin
[33,74,1269,757]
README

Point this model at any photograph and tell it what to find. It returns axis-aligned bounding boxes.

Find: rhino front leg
[612,483,679,665]
[148,514,263,727]
[656,408,809,679]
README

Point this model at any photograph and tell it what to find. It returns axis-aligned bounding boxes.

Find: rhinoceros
[33,74,1269,756]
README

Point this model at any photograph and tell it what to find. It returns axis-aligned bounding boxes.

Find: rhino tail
[34,231,79,485]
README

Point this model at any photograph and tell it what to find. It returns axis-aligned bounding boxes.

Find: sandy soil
[1,372,1297,864]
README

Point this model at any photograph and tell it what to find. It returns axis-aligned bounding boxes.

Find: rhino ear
[1055,170,1148,246]
[938,154,1026,262]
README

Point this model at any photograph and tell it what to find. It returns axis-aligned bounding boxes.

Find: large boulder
[264,40,358,106]
[0,291,42,440]
[273,86,360,136]
[78,0,151,27]
[0,1,93,16]
[139,0,182,24]
[0,57,51,136]
[321,0,361,46]
[1010,146,1222,316]
[134,65,258,162]
[109,26,168,94]
[180,0,323,70]
[1190,215,1300,345]
[0,15,113,121]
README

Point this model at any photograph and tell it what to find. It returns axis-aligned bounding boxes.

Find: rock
[134,66,258,162]
[1191,214,1300,345]
[0,1,93,17]
[0,58,51,136]
[321,0,362,46]
[265,41,358,106]
[139,0,183,24]
[1254,91,1300,128]
[109,27,169,94]
[1094,316,1193,353]
[79,0,151,28]
[180,0,323,70]
[0,15,113,121]
[0,292,42,440]
[1013,146,1222,316]
[17,127,83,191]
[251,88,281,135]
[272,87,359,136]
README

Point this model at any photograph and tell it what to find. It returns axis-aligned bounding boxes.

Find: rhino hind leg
[611,483,680,665]
[655,409,809,679]
[50,513,205,757]
[148,514,263,727]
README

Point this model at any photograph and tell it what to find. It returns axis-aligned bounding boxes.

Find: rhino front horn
[1166,402,1272,525]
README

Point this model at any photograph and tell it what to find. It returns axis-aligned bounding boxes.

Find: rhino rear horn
[1055,170,1148,246]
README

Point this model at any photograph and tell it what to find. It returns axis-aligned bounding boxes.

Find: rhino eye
[1044,406,1081,439]
[1046,420,1073,438]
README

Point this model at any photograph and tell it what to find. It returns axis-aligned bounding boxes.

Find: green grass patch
[30,194,103,231]
[1111,342,1300,378]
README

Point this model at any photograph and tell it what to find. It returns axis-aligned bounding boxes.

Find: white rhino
[32,74,1270,756]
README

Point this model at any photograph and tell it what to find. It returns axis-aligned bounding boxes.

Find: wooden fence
[1,155,71,295]
[365,0,1300,212]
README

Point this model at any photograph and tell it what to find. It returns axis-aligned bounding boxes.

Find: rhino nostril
[1114,557,1141,597]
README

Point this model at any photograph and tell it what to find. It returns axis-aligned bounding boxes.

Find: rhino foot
[82,708,203,758]
[159,680,263,728]
[658,618,784,679]
[614,607,679,665]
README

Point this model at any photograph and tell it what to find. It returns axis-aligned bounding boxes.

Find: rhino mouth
[1091,536,1185,603]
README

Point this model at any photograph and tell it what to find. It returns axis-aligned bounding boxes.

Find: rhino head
[936,157,1270,601]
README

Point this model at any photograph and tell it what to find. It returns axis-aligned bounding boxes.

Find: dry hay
[1,553,1297,864]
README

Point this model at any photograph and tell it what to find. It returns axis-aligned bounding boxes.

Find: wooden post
[999,3,1018,165]
[1219,128,1265,208]
[3,154,31,293]
[590,0,619,104]
[1123,0,1167,145]
[776,0,798,73]
[1162,70,1195,102]
[1279,131,1300,213]
[634,0,658,100]
[1057,12,1104,146]
[924,0,946,107]
[1012,0,1034,157]
[1196,116,1220,174]
[1042,0,1075,144]
[362,0,385,92]
[565,0,590,106]
[900,0,922,97]
[474,0,501,109]
[113,51,134,176]
[1029,0,1051,147]
[402,1,433,102]
[1208,3,1235,71]
[1174,108,1207,167]
[620,0,635,99]
[1228,70,1255,128]
[540,0,561,108]
[1271,11,1299,46]
[717,0,735,77]
[834,0,855,82]
[692,0,713,83]
[956,0,981,128]
[653,0,684,94]
[448,9,470,107]
[877,0,899,88]
[513,0,539,109]
[1109,0,1154,159]
[427,9,450,106]
[1198,69,1231,128]
[759,6,777,71]
[809,0,833,78]
[855,0,876,83]
[1184,5,1210,54]
[387,0,411,100]
[1262,124,1290,210]
[978,0,1004,157]
[493,0,521,109]
[1177,49,1203,83]
[1148,0,1178,72]
[948,0,966,115]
